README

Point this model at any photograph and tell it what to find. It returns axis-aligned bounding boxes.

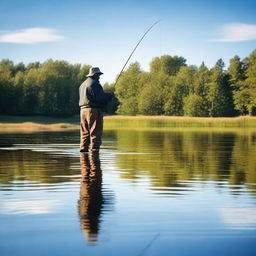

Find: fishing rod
[113,20,161,89]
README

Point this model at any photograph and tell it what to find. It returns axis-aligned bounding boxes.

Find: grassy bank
[0,122,79,132]
[0,115,256,132]
[104,115,256,129]
[0,115,80,132]
[0,115,80,124]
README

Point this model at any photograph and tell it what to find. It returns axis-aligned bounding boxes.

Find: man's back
[79,77,109,109]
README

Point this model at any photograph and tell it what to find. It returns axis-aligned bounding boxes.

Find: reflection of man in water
[78,152,103,244]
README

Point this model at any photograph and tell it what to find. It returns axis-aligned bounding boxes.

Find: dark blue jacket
[79,77,112,109]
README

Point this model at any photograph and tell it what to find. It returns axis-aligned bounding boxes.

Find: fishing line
[137,233,161,256]
[113,20,161,89]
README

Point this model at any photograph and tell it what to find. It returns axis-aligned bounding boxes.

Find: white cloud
[214,23,256,42]
[0,27,65,44]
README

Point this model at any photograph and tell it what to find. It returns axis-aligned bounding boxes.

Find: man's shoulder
[80,78,93,87]
[83,78,101,86]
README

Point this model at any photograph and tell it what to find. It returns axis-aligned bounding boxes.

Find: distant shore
[0,122,80,132]
[0,115,256,132]
[0,115,80,132]
[104,115,256,131]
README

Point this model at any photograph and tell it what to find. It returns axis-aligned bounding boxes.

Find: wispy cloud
[214,23,256,42]
[0,27,65,44]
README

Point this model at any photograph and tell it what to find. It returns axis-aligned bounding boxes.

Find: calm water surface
[0,128,256,256]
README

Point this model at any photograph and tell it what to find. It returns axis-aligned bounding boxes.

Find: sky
[0,0,256,84]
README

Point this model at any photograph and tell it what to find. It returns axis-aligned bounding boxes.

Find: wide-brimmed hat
[86,67,103,77]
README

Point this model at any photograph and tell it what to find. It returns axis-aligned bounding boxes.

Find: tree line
[0,59,90,116]
[115,49,256,116]
[0,49,255,117]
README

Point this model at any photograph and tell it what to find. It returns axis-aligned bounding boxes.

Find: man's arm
[92,83,112,105]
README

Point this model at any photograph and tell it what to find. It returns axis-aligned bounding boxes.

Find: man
[79,67,112,152]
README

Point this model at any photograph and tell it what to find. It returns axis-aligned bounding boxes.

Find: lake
[0,127,256,256]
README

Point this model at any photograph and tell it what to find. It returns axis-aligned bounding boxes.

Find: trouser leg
[80,109,90,151]
[89,109,103,152]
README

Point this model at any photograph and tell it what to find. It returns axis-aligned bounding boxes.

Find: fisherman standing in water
[79,67,113,153]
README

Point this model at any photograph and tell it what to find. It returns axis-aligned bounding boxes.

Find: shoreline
[0,115,256,132]
[0,122,79,133]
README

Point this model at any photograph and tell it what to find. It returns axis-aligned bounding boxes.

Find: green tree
[23,68,40,114]
[0,59,90,116]
[27,62,41,70]
[115,62,143,115]
[163,82,183,115]
[193,62,211,116]
[228,55,246,116]
[228,55,246,85]
[233,89,255,115]
[195,63,210,97]
[244,50,256,115]
[13,62,26,74]
[232,50,256,115]
[150,55,186,76]
[207,59,233,117]
[138,73,167,115]
[77,64,91,84]
[183,94,207,117]
[0,60,15,114]
[164,66,196,116]
[37,60,79,116]
[13,71,25,114]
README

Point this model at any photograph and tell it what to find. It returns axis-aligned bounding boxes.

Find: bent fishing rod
[113,20,161,89]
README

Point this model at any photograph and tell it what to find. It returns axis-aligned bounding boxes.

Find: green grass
[104,115,256,129]
[1,115,256,133]
[0,115,80,124]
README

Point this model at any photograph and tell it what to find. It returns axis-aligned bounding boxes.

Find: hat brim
[86,72,103,77]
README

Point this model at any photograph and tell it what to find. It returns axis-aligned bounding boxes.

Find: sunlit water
[0,129,256,256]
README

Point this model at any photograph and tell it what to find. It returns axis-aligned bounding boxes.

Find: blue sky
[0,0,256,84]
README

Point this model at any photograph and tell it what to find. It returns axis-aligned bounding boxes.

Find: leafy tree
[23,68,40,114]
[164,66,196,116]
[228,56,245,116]
[183,94,208,117]
[0,60,15,114]
[163,80,183,115]
[13,71,25,114]
[38,60,79,116]
[115,62,142,115]
[231,51,256,115]
[194,63,210,96]
[233,89,255,115]
[243,50,256,115]
[150,55,186,76]
[192,62,211,116]
[13,62,26,74]
[138,75,165,115]
[77,64,91,84]
[175,66,197,94]
[27,62,41,70]
[207,59,232,117]
[0,59,90,116]
[228,55,246,85]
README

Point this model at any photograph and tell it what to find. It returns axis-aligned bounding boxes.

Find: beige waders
[80,108,103,152]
